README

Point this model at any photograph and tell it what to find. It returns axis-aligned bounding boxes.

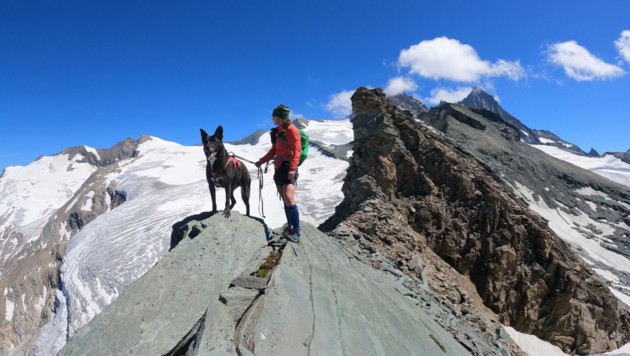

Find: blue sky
[2,1,629,172]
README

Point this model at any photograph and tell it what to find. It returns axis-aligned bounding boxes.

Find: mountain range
[1,87,630,355]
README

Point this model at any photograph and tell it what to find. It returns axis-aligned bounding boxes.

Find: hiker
[255,104,302,242]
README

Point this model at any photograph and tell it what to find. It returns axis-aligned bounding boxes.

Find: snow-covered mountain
[2,87,630,355]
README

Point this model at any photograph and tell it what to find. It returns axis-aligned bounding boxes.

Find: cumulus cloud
[325,90,354,118]
[615,30,630,64]
[424,86,473,106]
[548,40,625,80]
[384,76,418,96]
[397,37,525,82]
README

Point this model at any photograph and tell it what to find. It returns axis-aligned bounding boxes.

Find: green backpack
[297,129,309,166]
[271,127,310,166]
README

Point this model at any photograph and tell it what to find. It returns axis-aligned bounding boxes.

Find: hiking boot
[283,229,300,243]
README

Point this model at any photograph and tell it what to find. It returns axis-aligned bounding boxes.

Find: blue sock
[284,205,292,228]
[288,204,300,233]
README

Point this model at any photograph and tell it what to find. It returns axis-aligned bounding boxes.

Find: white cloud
[324,90,354,118]
[548,40,626,81]
[384,76,418,96]
[615,30,630,64]
[424,86,473,106]
[397,37,525,82]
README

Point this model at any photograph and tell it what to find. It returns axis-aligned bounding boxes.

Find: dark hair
[272,104,290,119]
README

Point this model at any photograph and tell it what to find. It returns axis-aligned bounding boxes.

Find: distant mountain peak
[469,86,490,97]
[461,87,501,109]
[587,148,600,157]
[386,92,428,115]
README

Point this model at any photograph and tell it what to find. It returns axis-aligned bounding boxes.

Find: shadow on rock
[170,212,271,250]
[170,211,215,250]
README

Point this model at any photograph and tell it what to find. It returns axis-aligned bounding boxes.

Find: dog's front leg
[209,182,218,214]
[223,183,232,218]
[206,169,218,214]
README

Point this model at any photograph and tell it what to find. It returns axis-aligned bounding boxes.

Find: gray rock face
[321,87,630,354]
[59,212,517,355]
[237,224,474,356]
[59,212,266,355]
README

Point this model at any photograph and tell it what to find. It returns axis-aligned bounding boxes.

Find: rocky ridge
[418,103,630,263]
[59,137,141,167]
[321,87,630,354]
[59,212,522,355]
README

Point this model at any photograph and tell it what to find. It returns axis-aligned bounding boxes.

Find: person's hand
[255,161,262,168]
[288,170,296,180]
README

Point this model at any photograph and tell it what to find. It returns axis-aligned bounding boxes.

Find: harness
[211,156,241,179]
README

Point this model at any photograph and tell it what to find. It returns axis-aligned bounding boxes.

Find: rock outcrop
[608,150,630,165]
[321,87,630,354]
[59,137,140,167]
[59,212,520,355]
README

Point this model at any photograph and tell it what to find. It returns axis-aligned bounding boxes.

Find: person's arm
[287,126,301,171]
[257,145,276,166]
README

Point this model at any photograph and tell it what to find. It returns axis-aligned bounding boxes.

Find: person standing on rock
[255,104,302,243]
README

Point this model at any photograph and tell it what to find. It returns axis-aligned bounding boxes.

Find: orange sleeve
[259,145,276,164]
[287,125,301,170]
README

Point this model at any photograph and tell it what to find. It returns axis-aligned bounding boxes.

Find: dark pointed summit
[459,87,535,141]
[587,148,600,157]
[461,87,500,110]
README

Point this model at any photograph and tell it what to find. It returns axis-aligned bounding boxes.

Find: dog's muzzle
[207,151,217,161]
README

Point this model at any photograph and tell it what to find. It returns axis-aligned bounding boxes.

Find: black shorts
[273,162,299,187]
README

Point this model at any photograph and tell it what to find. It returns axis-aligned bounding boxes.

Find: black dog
[200,126,251,218]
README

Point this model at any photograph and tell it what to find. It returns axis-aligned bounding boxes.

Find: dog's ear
[213,125,223,141]
[200,128,209,142]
